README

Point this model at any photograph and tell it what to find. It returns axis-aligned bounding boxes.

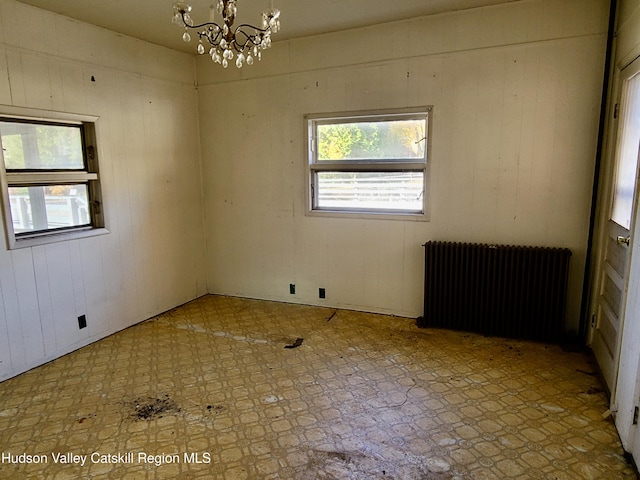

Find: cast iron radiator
[419,241,572,343]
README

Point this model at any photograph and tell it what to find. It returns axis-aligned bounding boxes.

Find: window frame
[0,105,108,249]
[305,107,432,221]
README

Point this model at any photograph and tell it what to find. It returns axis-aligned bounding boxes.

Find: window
[0,106,106,249]
[306,107,430,219]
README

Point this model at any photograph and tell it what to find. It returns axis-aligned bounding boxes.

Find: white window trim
[305,107,432,221]
[0,105,109,249]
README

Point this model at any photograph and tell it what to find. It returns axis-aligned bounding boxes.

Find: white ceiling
[15,0,520,54]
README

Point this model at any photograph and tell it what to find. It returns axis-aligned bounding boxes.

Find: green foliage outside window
[317,119,425,161]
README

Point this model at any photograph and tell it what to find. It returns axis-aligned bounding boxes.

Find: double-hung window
[306,107,431,219]
[0,106,106,249]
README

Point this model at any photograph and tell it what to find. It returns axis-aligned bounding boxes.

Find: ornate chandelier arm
[176,13,222,31]
[200,28,224,46]
[233,25,271,48]
[234,23,271,34]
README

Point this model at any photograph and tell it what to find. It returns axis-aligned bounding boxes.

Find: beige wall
[0,0,207,381]
[197,0,609,330]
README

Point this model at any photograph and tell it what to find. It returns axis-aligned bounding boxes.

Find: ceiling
[15,0,520,54]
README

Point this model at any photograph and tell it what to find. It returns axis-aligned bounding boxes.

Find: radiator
[419,241,571,343]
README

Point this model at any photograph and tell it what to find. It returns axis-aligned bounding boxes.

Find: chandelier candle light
[172,0,281,68]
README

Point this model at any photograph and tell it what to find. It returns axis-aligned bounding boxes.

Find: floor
[0,295,636,479]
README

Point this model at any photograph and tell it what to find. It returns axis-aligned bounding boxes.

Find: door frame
[588,54,640,451]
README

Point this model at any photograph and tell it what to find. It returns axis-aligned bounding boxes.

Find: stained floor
[0,295,636,479]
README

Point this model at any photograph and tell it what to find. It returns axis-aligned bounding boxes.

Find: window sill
[8,227,110,250]
[306,209,429,222]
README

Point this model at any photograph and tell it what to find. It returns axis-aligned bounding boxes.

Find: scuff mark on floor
[169,322,307,351]
[129,394,180,421]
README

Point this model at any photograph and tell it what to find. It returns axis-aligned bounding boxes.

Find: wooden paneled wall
[0,0,207,381]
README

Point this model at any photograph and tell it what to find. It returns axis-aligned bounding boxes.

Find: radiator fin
[420,241,571,343]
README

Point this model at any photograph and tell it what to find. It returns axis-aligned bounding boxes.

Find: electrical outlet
[78,315,87,329]
[289,284,296,294]
[319,288,326,299]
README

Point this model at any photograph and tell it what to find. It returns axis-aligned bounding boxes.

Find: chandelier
[172,1,281,68]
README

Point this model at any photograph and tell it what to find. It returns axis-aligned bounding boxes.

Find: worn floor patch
[297,449,452,480]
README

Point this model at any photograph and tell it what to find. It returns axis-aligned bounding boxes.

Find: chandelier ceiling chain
[172,0,281,68]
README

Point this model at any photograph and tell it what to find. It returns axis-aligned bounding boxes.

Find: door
[612,146,640,455]
[591,60,640,396]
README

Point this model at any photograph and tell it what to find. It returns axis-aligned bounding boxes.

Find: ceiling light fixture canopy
[172,0,281,69]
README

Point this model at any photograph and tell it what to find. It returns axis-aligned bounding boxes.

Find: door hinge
[591,314,596,328]
[633,406,639,425]
[614,103,619,119]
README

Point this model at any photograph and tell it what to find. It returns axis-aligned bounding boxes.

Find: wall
[197,0,609,331]
[0,0,207,381]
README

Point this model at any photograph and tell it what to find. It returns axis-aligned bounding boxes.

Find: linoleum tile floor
[0,295,636,479]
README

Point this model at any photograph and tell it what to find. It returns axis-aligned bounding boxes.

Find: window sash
[310,161,425,172]
[9,183,92,236]
[310,112,428,163]
[0,119,87,171]
[6,171,98,184]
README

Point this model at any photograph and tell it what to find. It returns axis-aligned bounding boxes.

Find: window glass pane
[316,171,424,212]
[611,74,640,229]
[317,119,426,161]
[0,121,84,170]
[9,184,90,234]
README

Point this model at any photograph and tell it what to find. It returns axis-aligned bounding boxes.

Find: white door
[591,60,640,396]
[613,152,640,455]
